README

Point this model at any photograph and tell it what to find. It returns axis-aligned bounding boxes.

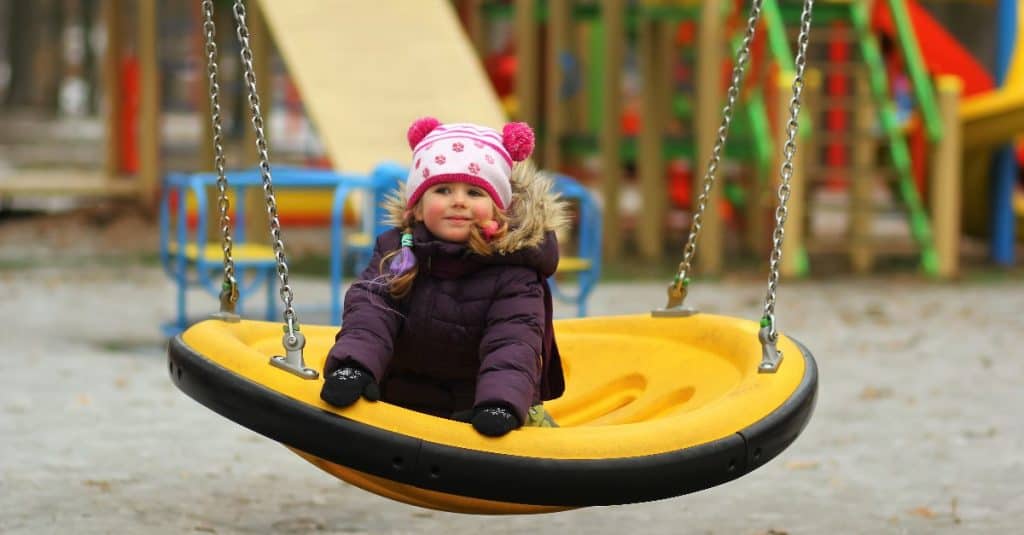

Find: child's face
[415,182,496,243]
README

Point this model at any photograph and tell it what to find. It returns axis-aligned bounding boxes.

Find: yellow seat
[169,242,276,264]
[346,232,373,249]
[170,236,373,264]
[557,256,591,274]
[169,313,817,514]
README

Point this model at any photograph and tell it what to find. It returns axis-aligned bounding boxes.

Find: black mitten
[470,404,521,437]
[320,361,380,408]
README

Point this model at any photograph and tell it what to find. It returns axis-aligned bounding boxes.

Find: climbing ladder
[780,0,940,275]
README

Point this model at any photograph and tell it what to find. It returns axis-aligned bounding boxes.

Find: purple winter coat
[324,222,565,424]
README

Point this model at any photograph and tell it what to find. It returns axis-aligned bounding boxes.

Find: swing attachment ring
[270,329,318,379]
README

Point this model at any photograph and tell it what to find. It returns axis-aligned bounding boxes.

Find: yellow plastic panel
[169,243,276,263]
[181,313,806,460]
[555,256,591,273]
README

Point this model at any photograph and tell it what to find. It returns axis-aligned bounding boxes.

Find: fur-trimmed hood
[382,161,569,255]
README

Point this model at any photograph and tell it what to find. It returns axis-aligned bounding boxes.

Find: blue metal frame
[549,174,603,317]
[321,169,603,323]
[992,0,1018,265]
[328,163,407,325]
[160,165,399,335]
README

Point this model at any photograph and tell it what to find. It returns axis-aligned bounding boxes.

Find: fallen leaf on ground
[859,386,893,400]
[908,506,937,518]
[83,479,111,492]
[864,303,889,323]
[784,460,820,470]
[963,427,998,439]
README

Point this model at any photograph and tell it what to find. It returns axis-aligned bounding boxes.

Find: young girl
[320,118,567,437]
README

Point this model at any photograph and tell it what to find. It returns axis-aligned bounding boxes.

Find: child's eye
[433,186,451,194]
[468,189,486,197]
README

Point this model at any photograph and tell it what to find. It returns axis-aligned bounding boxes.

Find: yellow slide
[258,0,505,172]
[245,0,506,223]
[958,4,1024,238]
[960,90,1024,151]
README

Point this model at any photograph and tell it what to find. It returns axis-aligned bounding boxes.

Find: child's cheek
[472,204,494,223]
[423,201,446,222]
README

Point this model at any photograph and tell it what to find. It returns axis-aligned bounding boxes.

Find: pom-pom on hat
[405,117,534,210]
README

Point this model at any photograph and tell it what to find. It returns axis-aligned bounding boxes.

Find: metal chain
[666,0,764,308]
[761,0,813,341]
[200,0,239,314]
[232,0,300,335]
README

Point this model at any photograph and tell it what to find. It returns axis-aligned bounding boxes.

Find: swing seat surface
[169,314,816,514]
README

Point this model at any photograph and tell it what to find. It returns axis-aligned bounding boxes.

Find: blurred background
[0,0,1022,317]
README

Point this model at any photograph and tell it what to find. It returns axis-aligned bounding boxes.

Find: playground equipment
[0,1,157,204]
[546,174,604,317]
[761,0,974,277]
[870,0,1024,266]
[159,166,396,336]
[169,0,816,514]
[475,0,796,269]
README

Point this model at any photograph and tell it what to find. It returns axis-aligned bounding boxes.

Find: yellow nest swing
[170,0,818,515]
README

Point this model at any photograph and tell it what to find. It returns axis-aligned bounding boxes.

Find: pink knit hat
[405,117,535,210]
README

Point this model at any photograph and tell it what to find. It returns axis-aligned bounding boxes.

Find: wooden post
[574,20,591,132]
[849,69,875,273]
[637,18,669,259]
[544,0,570,170]
[137,0,160,208]
[102,0,122,179]
[931,76,962,279]
[695,0,723,275]
[600,0,624,260]
[779,72,807,279]
[244,1,272,241]
[514,0,538,125]
[461,0,488,57]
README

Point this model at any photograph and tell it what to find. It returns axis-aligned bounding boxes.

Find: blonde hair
[380,202,509,299]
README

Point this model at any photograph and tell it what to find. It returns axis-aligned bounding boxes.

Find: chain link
[200,0,238,311]
[669,0,764,304]
[232,0,299,333]
[762,0,814,339]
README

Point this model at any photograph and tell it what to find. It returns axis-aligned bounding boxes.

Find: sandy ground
[1,257,1022,534]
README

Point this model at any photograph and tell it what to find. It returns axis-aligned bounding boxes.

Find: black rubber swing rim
[168,335,817,507]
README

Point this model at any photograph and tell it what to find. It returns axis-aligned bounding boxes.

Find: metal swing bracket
[651,304,699,318]
[210,283,241,323]
[757,325,784,373]
[651,282,699,318]
[269,328,319,379]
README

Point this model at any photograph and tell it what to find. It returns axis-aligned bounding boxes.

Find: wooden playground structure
[466,0,973,278]
[0,1,160,205]
[4,0,1023,280]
